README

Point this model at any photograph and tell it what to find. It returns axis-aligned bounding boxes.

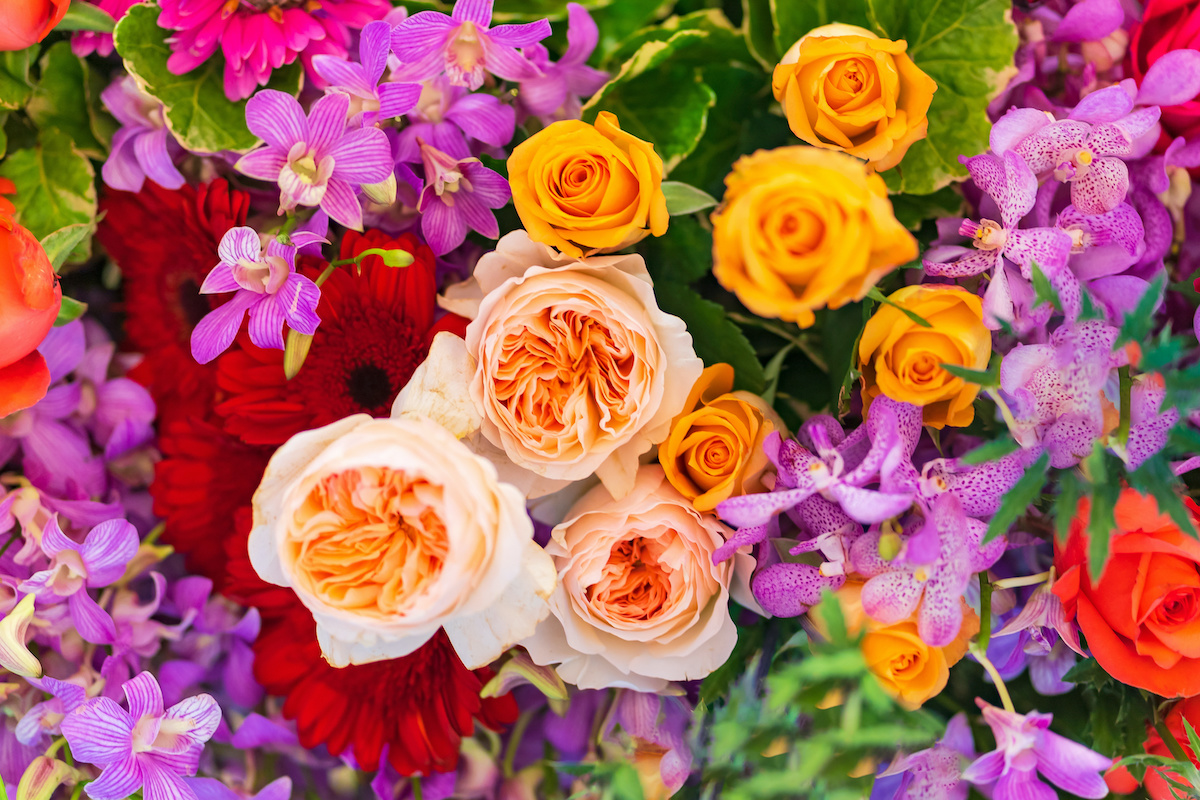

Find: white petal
[391,332,482,440]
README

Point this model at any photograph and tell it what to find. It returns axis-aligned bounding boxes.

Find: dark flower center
[177,278,211,330]
[346,363,395,411]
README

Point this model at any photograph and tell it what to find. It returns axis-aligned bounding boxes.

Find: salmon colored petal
[0,350,51,417]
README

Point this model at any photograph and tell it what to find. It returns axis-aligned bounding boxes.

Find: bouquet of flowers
[5,0,1200,796]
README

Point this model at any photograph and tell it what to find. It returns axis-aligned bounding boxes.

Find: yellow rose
[772,23,938,171]
[858,284,991,429]
[815,581,977,710]
[657,363,783,512]
[507,111,668,258]
[711,146,917,327]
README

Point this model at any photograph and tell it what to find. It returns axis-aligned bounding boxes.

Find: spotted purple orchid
[923,151,1073,327]
[311,21,422,126]
[989,581,1086,696]
[872,712,976,800]
[236,91,393,230]
[852,493,1005,647]
[417,140,511,255]
[19,517,139,646]
[394,76,516,163]
[61,672,221,800]
[189,227,325,365]
[962,700,1111,799]
[100,75,184,194]
[517,2,609,125]
[389,0,551,90]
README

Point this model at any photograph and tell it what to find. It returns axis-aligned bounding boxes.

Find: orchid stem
[502,709,535,780]
[410,777,423,800]
[43,737,65,759]
[986,388,1020,435]
[314,263,339,287]
[970,643,1015,714]
[991,571,1051,590]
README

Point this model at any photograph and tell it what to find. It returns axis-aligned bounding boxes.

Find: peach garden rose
[521,465,753,692]
[248,413,556,669]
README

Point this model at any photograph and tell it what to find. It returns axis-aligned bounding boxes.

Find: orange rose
[711,147,917,327]
[657,363,782,512]
[0,204,61,418]
[1141,696,1200,798]
[858,285,991,429]
[815,580,977,709]
[1054,489,1200,697]
[772,23,937,171]
[0,0,69,51]
[507,111,668,258]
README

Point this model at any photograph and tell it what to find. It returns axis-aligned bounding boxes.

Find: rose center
[290,467,449,617]
[889,648,925,678]
[1155,588,1200,628]
[587,536,672,623]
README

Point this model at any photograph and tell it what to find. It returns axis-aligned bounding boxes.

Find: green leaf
[959,437,1020,466]
[743,0,780,70]
[876,0,1020,194]
[890,186,963,231]
[609,763,645,800]
[583,30,717,172]
[653,282,766,393]
[590,0,675,63]
[772,0,871,56]
[113,3,303,154]
[1030,261,1063,314]
[661,180,718,215]
[820,301,869,413]
[54,297,88,326]
[1085,446,1120,575]
[984,451,1049,543]
[0,129,97,262]
[866,286,931,327]
[0,113,8,159]
[1128,455,1199,539]
[57,1,117,31]
[490,0,609,22]
[1054,468,1082,543]
[26,42,114,158]
[40,222,96,271]
[699,623,766,709]
[0,48,35,111]
[1118,273,1167,347]
[637,213,712,285]
[940,360,1000,387]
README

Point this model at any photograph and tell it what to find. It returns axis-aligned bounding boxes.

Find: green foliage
[0,49,35,111]
[1030,261,1063,314]
[58,1,117,31]
[820,301,870,413]
[890,186,963,231]
[984,451,1048,543]
[959,437,1020,466]
[40,222,96,271]
[113,3,303,154]
[26,42,115,159]
[1065,659,1152,760]
[54,297,88,327]
[490,0,610,21]
[1128,454,1199,539]
[653,282,766,393]
[1083,445,1121,574]
[638,214,712,285]
[939,360,1001,388]
[0,129,97,262]
[661,180,718,215]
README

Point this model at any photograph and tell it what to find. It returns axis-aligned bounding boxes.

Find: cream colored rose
[521,465,751,691]
[248,413,555,669]
[395,230,703,500]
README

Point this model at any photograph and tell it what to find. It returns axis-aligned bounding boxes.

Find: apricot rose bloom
[772,23,937,171]
[0,210,62,418]
[521,465,752,691]
[858,284,990,429]
[816,581,978,710]
[1054,490,1200,698]
[711,147,917,327]
[248,413,555,670]
[658,363,782,512]
[401,230,702,500]
[507,111,668,258]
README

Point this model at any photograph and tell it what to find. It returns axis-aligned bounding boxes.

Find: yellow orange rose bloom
[772,23,938,171]
[711,146,917,327]
[658,363,783,512]
[858,284,991,429]
[815,581,978,710]
[507,111,668,258]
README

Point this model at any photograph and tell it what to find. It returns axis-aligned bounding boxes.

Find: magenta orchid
[15,676,88,746]
[416,140,511,255]
[189,226,324,365]
[394,76,516,163]
[61,672,221,800]
[962,700,1111,799]
[389,0,551,90]
[872,712,976,800]
[516,2,609,125]
[236,91,393,230]
[19,517,139,645]
[311,21,422,126]
[100,76,184,194]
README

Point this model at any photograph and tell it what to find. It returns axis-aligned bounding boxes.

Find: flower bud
[17,756,76,800]
[0,594,40,678]
[378,248,414,268]
[361,173,397,206]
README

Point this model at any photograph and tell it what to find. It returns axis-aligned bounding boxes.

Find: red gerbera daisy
[215,228,467,446]
[98,180,251,427]
[223,532,518,775]
[151,417,273,589]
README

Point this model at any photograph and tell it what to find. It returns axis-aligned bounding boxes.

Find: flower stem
[977,572,993,653]
[985,388,1020,435]
[991,571,1051,590]
[502,709,535,779]
[1155,716,1191,764]
[1117,365,1132,445]
[970,643,1015,713]
[410,777,423,800]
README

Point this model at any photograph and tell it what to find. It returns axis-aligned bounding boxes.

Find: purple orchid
[393,76,516,163]
[389,0,551,90]
[61,672,220,800]
[311,21,422,126]
[189,227,324,365]
[72,328,156,462]
[918,447,1039,520]
[416,141,511,255]
[517,3,609,125]
[19,517,139,645]
[962,699,1110,799]
[923,151,1073,327]
[852,493,1005,647]
[872,712,977,800]
[100,75,184,193]
[15,677,88,746]
[989,582,1086,696]
[236,91,393,230]
[1123,374,1179,471]
[605,691,693,796]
